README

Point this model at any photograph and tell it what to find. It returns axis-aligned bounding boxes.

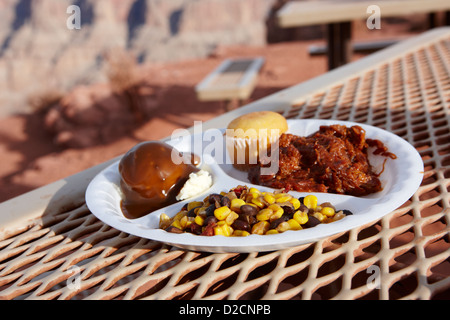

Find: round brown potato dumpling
[119,141,198,219]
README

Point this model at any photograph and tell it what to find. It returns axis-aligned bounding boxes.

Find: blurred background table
[277,0,450,70]
[0,27,449,300]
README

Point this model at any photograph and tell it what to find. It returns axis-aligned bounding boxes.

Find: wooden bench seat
[195,57,264,109]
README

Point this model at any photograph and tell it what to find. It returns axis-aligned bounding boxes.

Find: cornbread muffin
[226,111,288,171]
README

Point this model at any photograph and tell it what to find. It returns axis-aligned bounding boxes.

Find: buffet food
[119,141,211,219]
[226,111,288,171]
[248,124,396,196]
[159,185,353,236]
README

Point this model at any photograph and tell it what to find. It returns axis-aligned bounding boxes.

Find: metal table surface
[0,27,449,300]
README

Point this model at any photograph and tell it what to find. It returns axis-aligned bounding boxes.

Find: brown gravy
[119,141,199,219]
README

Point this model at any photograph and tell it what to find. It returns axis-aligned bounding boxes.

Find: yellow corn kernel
[251,197,265,208]
[224,225,233,237]
[180,215,192,229]
[213,225,224,236]
[274,192,288,199]
[174,211,187,221]
[313,212,326,222]
[263,193,276,205]
[321,206,335,217]
[290,198,301,210]
[287,219,302,230]
[214,221,225,234]
[265,229,279,235]
[225,211,239,225]
[214,206,231,220]
[293,210,309,225]
[251,221,270,235]
[248,192,260,200]
[249,187,261,195]
[269,209,284,222]
[187,201,203,211]
[256,208,273,221]
[268,204,284,217]
[233,230,250,237]
[276,221,290,233]
[214,221,233,236]
[159,213,171,229]
[275,195,292,203]
[303,195,318,209]
[230,198,246,211]
[171,219,182,230]
[194,215,205,226]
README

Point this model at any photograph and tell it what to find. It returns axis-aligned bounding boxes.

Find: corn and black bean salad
[159,185,353,236]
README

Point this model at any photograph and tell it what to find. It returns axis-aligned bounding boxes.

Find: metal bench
[195,57,264,110]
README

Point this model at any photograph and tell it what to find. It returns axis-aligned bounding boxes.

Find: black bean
[342,209,353,216]
[269,216,290,229]
[232,220,251,232]
[240,204,258,216]
[281,205,295,216]
[205,204,216,216]
[208,193,222,204]
[221,196,231,208]
[303,215,321,228]
[204,215,218,226]
[238,213,256,226]
[187,206,201,217]
[299,204,308,212]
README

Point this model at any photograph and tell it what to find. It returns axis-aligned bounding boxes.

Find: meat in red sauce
[248,125,396,196]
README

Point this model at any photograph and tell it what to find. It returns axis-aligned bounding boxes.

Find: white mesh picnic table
[0,27,449,300]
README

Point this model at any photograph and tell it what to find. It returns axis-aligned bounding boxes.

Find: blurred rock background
[0,0,276,117]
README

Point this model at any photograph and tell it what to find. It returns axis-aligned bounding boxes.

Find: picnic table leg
[428,12,437,28]
[225,99,240,111]
[326,21,352,70]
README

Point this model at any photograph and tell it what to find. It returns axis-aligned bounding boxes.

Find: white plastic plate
[85,120,424,253]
